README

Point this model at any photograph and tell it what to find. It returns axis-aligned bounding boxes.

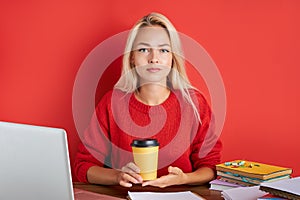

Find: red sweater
[74,89,222,183]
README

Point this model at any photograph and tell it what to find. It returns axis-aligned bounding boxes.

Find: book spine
[217,171,290,185]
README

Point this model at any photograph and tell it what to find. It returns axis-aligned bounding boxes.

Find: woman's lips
[146,68,161,73]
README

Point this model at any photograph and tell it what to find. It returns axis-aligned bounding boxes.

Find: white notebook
[221,186,267,200]
[259,177,300,198]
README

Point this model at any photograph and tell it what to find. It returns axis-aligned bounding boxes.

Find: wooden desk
[73,182,223,200]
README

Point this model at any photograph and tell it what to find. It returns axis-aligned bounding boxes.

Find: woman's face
[131,26,173,86]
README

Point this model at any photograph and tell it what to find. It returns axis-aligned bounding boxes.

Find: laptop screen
[0,121,74,200]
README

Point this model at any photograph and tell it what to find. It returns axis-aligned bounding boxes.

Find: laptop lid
[0,121,74,200]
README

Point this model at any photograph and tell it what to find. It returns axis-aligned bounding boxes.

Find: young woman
[74,12,222,188]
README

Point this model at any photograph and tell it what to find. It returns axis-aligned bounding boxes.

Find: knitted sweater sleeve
[74,92,112,183]
[190,91,222,171]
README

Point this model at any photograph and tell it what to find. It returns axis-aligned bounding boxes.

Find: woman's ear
[130,54,135,67]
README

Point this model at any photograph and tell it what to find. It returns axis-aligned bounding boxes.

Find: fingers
[119,172,140,187]
[168,166,183,175]
[141,180,152,187]
[119,178,133,187]
[119,165,184,188]
[143,166,185,188]
[142,177,168,188]
[118,172,140,187]
[142,179,158,187]
[122,162,140,175]
[121,162,143,183]
[118,162,143,187]
[127,162,140,173]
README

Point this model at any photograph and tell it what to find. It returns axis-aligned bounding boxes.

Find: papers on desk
[221,177,300,200]
[128,191,205,200]
[259,177,300,199]
[221,186,267,200]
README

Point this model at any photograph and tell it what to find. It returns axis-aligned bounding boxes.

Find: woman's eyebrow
[158,43,171,47]
[135,42,171,47]
[136,42,151,47]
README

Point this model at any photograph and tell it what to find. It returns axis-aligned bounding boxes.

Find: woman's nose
[149,50,159,64]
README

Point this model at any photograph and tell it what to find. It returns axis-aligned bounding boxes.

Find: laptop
[0,121,74,200]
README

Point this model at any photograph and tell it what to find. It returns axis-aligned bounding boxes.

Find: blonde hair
[114,12,201,122]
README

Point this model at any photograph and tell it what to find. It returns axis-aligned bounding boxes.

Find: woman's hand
[117,162,143,187]
[142,166,187,188]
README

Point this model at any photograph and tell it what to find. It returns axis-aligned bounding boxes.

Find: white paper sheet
[128,191,204,200]
[221,186,267,200]
[260,176,300,195]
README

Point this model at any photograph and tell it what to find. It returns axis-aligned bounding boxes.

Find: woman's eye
[161,49,170,53]
[138,48,148,53]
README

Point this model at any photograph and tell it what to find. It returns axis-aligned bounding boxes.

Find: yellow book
[216,160,292,180]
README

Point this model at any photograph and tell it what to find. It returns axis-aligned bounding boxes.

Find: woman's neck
[135,84,170,106]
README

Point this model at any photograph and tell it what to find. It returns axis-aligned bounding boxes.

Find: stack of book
[215,160,292,187]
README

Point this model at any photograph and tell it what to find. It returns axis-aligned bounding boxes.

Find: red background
[1,1,299,180]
